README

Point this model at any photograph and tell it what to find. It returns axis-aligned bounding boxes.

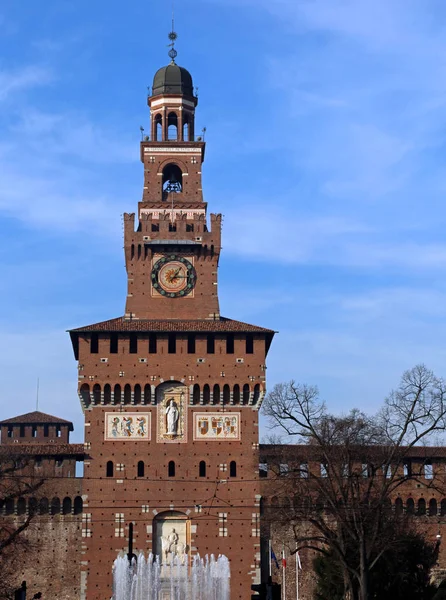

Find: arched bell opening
[167,112,178,141]
[154,114,163,141]
[162,163,183,199]
[153,510,190,563]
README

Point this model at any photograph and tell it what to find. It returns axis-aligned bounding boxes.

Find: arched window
[429,498,437,517]
[243,384,250,405]
[253,384,260,404]
[104,384,111,405]
[395,497,403,515]
[50,497,60,515]
[183,115,190,141]
[406,498,415,514]
[213,384,220,404]
[63,497,72,515]
[134,384,141,405]
[154,114,162,141]
[162,164,182,195]
[106,461,114,478]
[144,384,151,404]
[199,461,206,477]
[223,384,230,404]
[17,497,26,515]
[73,496,83,515]
[5,498,14,515]
[80,384,91,407]
[39,497,49,515]
[233,384,240,404]
[168,461,175,477]
[167,112,178,140]
[93,384,101,404]
[137,461,145,477]
[193,384,200,404]
[418,498,426,516]
[203,384,210,404]
[113,384,121,404]
[28,498,38,516]
[124,384,131,404]
[230,461,237,477]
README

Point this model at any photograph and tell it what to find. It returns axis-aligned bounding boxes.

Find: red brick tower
[69,33,275,600]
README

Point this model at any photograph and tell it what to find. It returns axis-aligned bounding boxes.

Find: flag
[296,551,302,570]
[282,547,287,568]
[271,547,279,569]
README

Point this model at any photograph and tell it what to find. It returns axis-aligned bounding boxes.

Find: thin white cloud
[0,66,52,101]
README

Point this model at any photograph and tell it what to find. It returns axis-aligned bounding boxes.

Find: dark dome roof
[152,63,194,96]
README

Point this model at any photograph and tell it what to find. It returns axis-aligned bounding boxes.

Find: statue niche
[154,511,189,563]
[156,382,187,443]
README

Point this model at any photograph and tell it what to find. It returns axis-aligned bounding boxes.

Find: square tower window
[129,333,138,354]
[110,334,118,354]
[149,334,157,354]
[226,334,234,354]
[207,334,215,354]
[187,334,196,354]
[168,334,176,354]
[90,333,99,354]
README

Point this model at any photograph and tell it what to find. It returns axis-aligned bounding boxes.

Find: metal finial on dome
[167,4,178,64]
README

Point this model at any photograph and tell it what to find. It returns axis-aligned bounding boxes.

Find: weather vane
[168,2,178,63]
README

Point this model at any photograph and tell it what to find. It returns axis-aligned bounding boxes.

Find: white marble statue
[161,527,186,561]
[166,399,179,435]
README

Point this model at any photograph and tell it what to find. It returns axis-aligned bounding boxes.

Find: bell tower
[69,29,275,600]
[125,31,220,321]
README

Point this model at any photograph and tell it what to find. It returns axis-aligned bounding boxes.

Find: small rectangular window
[425,462,433,480]
[44,424,49,437]
[56,426,61,438]
[32,426,37,438]
[129,333,138,354]
[110,333,118,354]
[149,334,157,354]
[90,333,99,354]
[7,426,13,438]
[279,463,289,476]
[300,462,309,478]
[35,457,42,468]
[151,223,159,232]
[207,334,215,354]
[321,463,328,478]
[259,463,268,478]
[56,459,63,468]
[187,334,196,354]
[361,463,368,478]
[168,333,176,354]
[246,334,254,354]
[404,461,412,477]
[226,334,235,354]
[20,425,25,438]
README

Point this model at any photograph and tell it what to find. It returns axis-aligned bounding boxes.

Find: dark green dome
[152,63,194,96]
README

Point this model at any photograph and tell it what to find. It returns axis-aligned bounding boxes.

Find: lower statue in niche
[161,527,187,561]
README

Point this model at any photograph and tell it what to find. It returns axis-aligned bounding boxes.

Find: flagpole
[269,539,272,578]
[282,544,286,600]
[296,548,299,600]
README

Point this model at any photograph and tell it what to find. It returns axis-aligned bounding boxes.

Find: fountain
[113,553,230,600]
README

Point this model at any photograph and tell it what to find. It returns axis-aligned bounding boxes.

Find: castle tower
[69,32,275,600]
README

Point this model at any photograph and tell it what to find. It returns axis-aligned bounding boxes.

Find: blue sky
[1,0,446,442]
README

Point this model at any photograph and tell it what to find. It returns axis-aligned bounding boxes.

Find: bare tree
[262,365,446,600]
[0,455,44,599]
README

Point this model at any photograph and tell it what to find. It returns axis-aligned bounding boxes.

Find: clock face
[151,255,196,298]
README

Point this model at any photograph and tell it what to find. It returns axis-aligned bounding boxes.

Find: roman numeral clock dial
[151,255,196,298]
